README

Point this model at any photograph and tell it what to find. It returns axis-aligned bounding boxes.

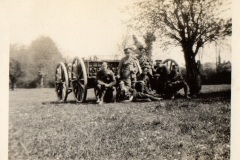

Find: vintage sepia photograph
[3,0,237,159]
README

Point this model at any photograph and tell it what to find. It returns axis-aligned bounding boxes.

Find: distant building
[86,54,121,61]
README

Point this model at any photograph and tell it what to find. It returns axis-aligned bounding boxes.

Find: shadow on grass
[195,90,231,103]
[43,90,230,106]
[42,98,97,105]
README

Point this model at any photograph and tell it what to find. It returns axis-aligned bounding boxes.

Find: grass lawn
[9,85,231,160]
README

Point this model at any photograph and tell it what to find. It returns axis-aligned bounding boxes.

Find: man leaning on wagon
[95,62,116,104]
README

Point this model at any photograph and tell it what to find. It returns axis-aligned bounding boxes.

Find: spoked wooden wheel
[71,58,88,102]
[55,62,69,102]
[162,59,179,72]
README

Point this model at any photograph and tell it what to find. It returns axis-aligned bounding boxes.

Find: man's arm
[146,77,152,91]
[108,71,116,87]
[170,70,178,82]
[96,72,106,86]
[117,58,124,77]
[135,60,142,74]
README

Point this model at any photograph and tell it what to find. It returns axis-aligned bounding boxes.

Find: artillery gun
[55,57,179,102]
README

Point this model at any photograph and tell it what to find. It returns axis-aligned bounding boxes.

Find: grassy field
[9,85,231,160]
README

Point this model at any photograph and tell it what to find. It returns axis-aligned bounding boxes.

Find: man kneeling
[168,65,190,99]
[95,62,116,104]
[135,65,154,95]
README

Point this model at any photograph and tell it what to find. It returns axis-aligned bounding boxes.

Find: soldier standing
[138,47,154,75]
[95,62,116,104]
[117,48,141,88]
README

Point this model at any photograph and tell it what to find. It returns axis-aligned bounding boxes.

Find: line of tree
[126,0,232,95]
[180,62,231,84]
[10,36,64,89]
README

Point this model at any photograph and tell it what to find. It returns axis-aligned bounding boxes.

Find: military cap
[155,60,162,64]
[142,65,151,70]
[119,81,124,85]
[139,47,146,51]
[124,47,133,52]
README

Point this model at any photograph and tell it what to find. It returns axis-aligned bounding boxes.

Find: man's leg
[95,84,101,103]
[99,86,106,103]
[104,87,114,103]
[123,77,132,88]
[135,82,145,93]
[95,84,106,103]
[183,82,190,98]
[135,92,162,101]
[131,73,137,89]
[165,83,175,99]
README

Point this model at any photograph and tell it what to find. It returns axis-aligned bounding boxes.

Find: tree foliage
[10,36,64,88]
[132,32,156,58]
[29,36,64,86]
[129,0,231,53]
[9,58,24,90]
[127,0,231,94]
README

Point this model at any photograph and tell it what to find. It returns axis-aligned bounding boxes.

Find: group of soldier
[95,47,189,104]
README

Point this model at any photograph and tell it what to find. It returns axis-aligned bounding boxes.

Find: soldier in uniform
[116,80,162,102]
[117,48,141,88]
[138,47,154,75]
[154,60,170,95]
[169,65,190,99]
[135,65,153,95]
[95,62,116,104]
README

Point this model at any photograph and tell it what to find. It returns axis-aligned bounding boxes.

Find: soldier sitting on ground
[116,81,162,102]
[168,65,190,99]
[95,62,116,104]
[135,65,154,95]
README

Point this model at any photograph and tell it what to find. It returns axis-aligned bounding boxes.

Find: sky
[8,0,231,66]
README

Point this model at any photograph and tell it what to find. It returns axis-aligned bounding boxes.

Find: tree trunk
[10,78,15,91]
[184,50,202,96]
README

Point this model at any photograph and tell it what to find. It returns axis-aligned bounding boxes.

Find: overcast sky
[8,0,231,66]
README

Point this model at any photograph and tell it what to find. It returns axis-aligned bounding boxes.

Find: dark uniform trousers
[95,70,115,102]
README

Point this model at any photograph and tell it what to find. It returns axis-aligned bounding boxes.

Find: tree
[132,32,156,59]
[127,0,232,95]
[29,36,64,87]
[10,36,64,88]
[9,58,23,90]
[116,30,132,57]
[143,31,156,57]
[132,34,144,55]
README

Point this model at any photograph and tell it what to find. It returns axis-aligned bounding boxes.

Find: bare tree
[127,0,231,95]
[116,30,132,57]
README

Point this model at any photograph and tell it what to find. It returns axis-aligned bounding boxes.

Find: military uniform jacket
[156,66,170,81]
[137,73,152,93]
[96,69,116,84]
[118,57,139,78]
[169,70,183,82]
[138,55,153,68]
